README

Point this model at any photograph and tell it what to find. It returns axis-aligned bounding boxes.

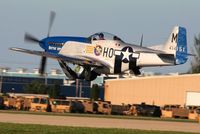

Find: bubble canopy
[88,32,124,42]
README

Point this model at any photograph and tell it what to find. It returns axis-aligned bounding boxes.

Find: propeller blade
[47,11,56,37]
[24,32,40,43]
[39,56,47,76]
[140,34,143,47]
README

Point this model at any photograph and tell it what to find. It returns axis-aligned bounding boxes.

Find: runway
[0,113,200,133]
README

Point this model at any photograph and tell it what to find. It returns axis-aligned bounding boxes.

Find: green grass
[0,122,199,134]
[0,110,197,123]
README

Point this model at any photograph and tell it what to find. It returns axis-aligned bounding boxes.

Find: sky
[0,0,200,74]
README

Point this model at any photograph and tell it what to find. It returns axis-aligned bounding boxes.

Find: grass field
[0,122,199,134]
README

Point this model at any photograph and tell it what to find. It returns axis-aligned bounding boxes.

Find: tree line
[24,80,100,100]
[190,34,200,73]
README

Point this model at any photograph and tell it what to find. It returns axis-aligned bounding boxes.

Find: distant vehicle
[3,97,21,110]
[79,100,94,113]
[29,97,51,112]
[51,99,74,113]
[196,107,200,114]
[95,101,111,114]
[135,103,161,117]
[111,104,130,115]
[123,105,138,116]
[161,105,189,118]
[72,100,85,113]
[66,97,87,113]
[0,96,4,109]
[66,97,111,114]
[10,11,191,81]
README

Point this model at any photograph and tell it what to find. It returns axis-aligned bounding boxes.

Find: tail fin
[163,26,187,65]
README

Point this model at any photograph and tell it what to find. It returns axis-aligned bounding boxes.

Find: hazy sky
[0,0,200,74]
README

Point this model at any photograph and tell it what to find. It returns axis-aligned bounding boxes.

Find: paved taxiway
[0,113,200,133]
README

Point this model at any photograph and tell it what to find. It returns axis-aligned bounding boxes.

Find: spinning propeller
[24,11,56,76]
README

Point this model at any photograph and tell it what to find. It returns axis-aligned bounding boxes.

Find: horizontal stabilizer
[157,54,175,64]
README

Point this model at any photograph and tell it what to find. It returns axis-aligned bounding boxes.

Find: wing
[10,47,110,67]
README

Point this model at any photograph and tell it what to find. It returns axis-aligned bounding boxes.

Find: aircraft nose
[39,38,47,50]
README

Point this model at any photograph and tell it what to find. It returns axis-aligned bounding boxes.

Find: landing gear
[58,60,99,81]
[58,60,78,80]
[80,66,99,81]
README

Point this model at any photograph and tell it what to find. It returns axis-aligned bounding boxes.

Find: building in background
[0,67,104,100]
[104,74,200,107]
[3,67,200,106]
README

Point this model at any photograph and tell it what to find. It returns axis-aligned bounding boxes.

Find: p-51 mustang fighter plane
[10,12,188,81]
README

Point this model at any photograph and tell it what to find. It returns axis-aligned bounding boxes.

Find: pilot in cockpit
[99,33,105,40]
[113,35,121,41]
[113,36,118,40]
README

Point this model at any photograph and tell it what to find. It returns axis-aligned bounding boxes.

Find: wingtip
[9,47,22,51]
[9,47,18,51]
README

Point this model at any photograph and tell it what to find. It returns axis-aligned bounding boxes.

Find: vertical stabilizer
[163,26,187,64]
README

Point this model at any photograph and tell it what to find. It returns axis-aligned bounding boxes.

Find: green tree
[190,34,200,73]
[48,83,61,98]
[24,80,48,94]
[90,84,100,101]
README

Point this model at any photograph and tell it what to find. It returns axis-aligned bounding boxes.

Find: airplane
[10,12,189,81]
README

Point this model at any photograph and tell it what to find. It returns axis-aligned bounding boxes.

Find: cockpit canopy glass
[88,32,124,42]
